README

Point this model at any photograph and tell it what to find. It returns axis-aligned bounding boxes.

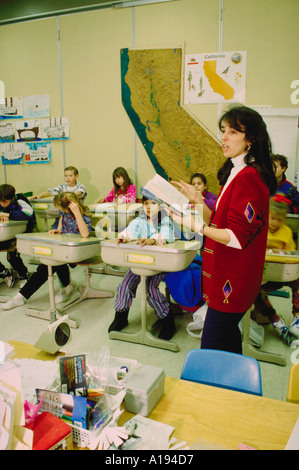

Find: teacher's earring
[245,143,251,152]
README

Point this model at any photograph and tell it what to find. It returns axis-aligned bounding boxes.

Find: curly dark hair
[217,105,277,195]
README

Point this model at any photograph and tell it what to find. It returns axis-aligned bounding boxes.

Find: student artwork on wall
[15,119,42,142]
[184,51,247,104]
[0,96,23,120]
[0,94,68,166]
[25,142,51,164]
[0,121,15,143]
[42,117,69,140]
[1,143,25,165]
[23,94,50,118]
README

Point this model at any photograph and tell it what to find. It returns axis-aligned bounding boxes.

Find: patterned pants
[114,269,169,319]
[0,239,28,278]
[255,279,299,321]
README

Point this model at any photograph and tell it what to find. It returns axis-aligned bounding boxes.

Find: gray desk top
[101,239,200,253]
[16,232,102,246]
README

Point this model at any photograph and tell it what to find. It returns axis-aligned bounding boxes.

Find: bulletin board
[121,48,225,195]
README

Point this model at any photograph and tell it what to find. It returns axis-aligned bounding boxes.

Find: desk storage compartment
[124,365,165,416]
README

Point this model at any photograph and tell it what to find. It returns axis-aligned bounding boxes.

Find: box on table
[124,365,165,416]
[25,412,73,450]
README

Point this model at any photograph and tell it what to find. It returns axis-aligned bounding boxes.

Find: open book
[140,174,189,215]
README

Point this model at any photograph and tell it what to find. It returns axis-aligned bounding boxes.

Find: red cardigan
[202,166,269,313]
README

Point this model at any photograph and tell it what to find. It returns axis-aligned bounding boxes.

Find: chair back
[287,362,299,404]
[181,349,262,396]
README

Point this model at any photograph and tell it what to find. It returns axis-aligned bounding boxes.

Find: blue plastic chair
[180,349,262,396]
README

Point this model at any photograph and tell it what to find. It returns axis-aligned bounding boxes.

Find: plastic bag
[186,303,207,338]
[238,317,264,347]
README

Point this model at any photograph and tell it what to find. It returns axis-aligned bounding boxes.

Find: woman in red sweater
[176,105,277,353]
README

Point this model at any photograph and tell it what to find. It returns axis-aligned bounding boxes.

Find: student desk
[7,340,299,450]
[243,249,299,366]
[0,220,27,241]
[30,198,59,231]
[89,202,143,276]
[89,202,143,238]
[0,221,28,293]
[15,232,111,327]
[286,214,299,249]
[101,239,200,352]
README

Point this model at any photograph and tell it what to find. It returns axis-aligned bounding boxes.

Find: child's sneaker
[55,283,76,304]
[289,316,299,338]
[1,293,25,310]
[18,273,30,288]
[272,319,292,345]
[3,269,15,288]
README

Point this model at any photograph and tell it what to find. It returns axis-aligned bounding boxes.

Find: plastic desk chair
[287,362,299,404]
[180,349,263,396]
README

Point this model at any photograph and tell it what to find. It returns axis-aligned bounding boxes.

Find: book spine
[140,187,164,204]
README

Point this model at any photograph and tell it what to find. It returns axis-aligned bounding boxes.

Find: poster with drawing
[0,96,23,119]
[1,143,25,165]
[15,119,42,142]
[0,121,15,143]
[23,94,50,118]
[184,51,246,104]
[25,142,51,164]
[42,117,69,140]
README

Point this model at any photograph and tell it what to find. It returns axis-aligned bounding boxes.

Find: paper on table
[0,342,14,364]
[0,362,24,427]
[123,414,175,450]
[285,417,299,450]
[0,383,16,450]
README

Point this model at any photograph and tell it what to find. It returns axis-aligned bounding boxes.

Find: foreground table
[7,341,299,451]
[142,376,299,450]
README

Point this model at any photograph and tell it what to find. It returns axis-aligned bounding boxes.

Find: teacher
[176,105,277,353]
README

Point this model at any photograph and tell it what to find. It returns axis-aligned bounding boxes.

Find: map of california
[203,60,235,100]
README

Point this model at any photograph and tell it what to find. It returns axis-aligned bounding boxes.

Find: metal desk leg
[59,265,113,313]
[242,309,286,366]
[109,274,179,352]
[26,265,79,329]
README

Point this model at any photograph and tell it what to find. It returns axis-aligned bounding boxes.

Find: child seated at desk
[190,172,217,211]
[108,196,176,340]
[30,166,87,202]
[0,184,35,288]
[254,195,299,342]
[97,167,136,204]
[271,154,299,214]
[30,166,87,230]
[1,192,92,311]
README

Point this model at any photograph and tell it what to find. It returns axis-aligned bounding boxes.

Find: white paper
[285,417,299,450]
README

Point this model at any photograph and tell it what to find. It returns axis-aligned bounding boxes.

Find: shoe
[2,269,15,288]
[18,273,30,289]
[108,310,129,333]
[55,283,76,304]
[272,319,292,345]
[159,310,176,340]
[1,294,25,310]
[289,316,299,338]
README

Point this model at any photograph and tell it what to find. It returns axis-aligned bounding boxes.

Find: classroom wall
[1,0,298,203]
